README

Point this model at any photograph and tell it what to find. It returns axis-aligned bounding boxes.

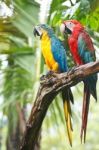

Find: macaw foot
[46,70,59,78]
[40,71,58,85]
[40,71,54,81]
[46,70,54,77]
[71,66,77,72]
[40,75,47,84]
[69,65,79,74]
[40,75,46,81]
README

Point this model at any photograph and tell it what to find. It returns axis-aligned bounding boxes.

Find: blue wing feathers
[78,34,95,63]
[78,33,97,99]
[51,36,68,72]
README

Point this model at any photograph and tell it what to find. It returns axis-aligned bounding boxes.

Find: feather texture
[40,25,73,146]
[67,23,97,142]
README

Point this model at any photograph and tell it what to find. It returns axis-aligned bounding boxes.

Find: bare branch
[20,61,99,150]
[70,0,74,6]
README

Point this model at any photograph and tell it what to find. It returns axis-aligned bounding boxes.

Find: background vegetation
[0,0,99,150]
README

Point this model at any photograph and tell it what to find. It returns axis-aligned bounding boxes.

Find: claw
[46,70,54,77]
[40,75,46,81]
[69,65,79,74]
[46,70,59,78]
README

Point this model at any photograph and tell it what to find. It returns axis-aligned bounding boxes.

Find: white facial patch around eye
[66,22,75,31]
[60,23,65,33]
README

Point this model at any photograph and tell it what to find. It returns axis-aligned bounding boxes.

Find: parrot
[60,20,97,143]
[33,24,74,146]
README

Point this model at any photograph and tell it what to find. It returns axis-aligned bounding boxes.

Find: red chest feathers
[68,37,83,65]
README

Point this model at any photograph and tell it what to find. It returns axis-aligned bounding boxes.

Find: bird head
[60,20,84,35]
[33,24,54,38]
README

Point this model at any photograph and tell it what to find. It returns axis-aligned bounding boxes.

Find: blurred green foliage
[0,0,99,150]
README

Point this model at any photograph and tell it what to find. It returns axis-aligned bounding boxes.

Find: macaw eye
[38,27,41,30]
[69,22,72,26]
[66,22,74,29]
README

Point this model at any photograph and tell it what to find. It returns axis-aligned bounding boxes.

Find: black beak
[33,26,42,37]
[65,26,72,34]
[33,28,40,37]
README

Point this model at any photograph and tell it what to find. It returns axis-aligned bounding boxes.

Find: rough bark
[20,61,99,150]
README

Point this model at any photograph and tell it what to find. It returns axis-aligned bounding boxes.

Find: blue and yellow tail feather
[63,100,72,146]
[62,88,73,146]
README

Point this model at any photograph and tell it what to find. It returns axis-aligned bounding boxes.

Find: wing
[51,36,68,72]
[78,31,96,64]
[78,31,97,142]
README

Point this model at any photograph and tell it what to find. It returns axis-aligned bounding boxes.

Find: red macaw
[33,24,74,146]
[60,20,97,142]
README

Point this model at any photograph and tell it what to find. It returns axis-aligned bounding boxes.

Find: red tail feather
[80,83,90,143]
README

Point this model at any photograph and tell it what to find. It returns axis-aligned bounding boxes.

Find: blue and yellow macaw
[33,24,74,146]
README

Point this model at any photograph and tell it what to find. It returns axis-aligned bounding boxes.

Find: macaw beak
[60,23,72,35]
[33,25,42,37]
[64,25,72,35]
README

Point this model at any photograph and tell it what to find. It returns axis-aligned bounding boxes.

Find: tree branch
[20,61,99,150]
[70,0,74,6]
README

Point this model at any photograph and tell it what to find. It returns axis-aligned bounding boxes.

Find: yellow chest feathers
[41,32,59,71]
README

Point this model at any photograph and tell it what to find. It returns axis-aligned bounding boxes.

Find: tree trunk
[6,103,26,150]
[20,61,99,150]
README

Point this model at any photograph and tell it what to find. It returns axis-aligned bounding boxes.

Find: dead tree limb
[20,60,99,150]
